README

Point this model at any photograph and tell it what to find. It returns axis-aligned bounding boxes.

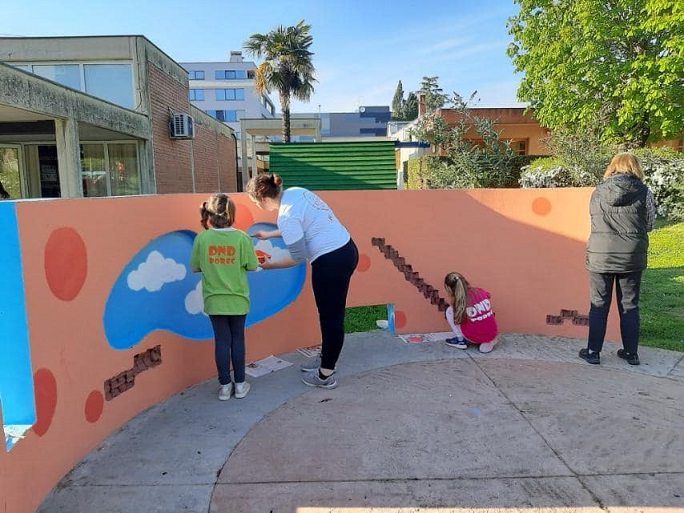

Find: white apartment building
[181,51,276,140]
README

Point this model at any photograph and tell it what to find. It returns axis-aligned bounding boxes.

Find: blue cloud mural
[103,224,306,350]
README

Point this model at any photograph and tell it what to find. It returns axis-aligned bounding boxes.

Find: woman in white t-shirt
[246,173,358,389]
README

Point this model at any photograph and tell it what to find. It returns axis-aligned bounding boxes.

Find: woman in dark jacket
[579,153,655,366]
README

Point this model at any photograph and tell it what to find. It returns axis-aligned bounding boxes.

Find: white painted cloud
[185,281,205,315]
[127,250,187,292]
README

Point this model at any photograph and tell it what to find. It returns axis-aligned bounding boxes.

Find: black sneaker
[579,348,600,364]
[617,349,640,366]
[445,337,467,349]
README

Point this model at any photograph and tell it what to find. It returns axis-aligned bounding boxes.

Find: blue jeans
[587,271,642,354]
[209,314,246,385]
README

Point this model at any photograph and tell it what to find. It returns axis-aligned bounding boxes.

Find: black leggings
[311,238,359,370]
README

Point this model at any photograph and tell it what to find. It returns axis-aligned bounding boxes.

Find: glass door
[38,145,60,198]
[0,145,24,200]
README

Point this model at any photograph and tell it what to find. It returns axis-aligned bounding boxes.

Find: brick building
[0,36,238,200]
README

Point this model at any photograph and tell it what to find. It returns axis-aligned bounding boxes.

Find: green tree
[391,80,405,120]
[507,0,684,148]
[243,19,316,143]
[404,92,419,120]
[419,76,448,112]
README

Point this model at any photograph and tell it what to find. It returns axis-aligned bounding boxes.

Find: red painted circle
[32,368,58,437]
[84,391,104,423]
[394,310,407,329]
[44,227,88,300]
[233,203,255,230]
[356,254,371,272]
[532,197,552,216]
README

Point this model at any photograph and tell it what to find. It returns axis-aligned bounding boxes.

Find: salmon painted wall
[0,188,611,513]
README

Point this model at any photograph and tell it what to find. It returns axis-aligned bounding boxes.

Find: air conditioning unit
[169,112,195,139]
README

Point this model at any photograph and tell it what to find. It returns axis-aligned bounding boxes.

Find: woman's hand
[258,255,300,270]
[253,229,281,240]
[258,255,274,269]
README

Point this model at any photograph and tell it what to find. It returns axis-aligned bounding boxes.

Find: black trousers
[587,270,642,354]
[311,238,359,370]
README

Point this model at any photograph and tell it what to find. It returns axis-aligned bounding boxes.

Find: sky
[2,0,526,113]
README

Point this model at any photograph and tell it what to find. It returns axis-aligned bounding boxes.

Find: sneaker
[479,338,498,353]
[445,337,467,349]
[617,349,640,366]
[579,348,600,364]
[301,371,338,389]
[234,381,251,399]
[300,355,336,374]
[218,383,233,401]
[300,355,321,372]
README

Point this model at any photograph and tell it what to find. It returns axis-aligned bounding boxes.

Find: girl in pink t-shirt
[444,271,499,353]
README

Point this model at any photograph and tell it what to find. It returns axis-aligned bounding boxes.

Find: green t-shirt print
[190,228,259,315]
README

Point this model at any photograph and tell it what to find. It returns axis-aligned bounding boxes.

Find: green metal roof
[268,141,396,190]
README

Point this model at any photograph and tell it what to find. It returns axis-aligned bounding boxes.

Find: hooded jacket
[586,173,649,273]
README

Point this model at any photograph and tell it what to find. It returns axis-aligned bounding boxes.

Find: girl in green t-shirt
[190,194,259,400]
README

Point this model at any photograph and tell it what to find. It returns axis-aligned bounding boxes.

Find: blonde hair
[444,271,471,324]
[604,153,643,180]
[199,193,235,229]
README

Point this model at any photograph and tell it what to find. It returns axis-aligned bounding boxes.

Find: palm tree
[243,19,316,143]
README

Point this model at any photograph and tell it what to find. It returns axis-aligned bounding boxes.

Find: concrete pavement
[38,331,684,513]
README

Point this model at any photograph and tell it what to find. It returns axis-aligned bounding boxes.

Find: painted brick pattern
[372,237,449,312]
[104,345,162,401]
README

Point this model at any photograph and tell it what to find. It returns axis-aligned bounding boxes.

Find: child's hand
[253,230,269,239]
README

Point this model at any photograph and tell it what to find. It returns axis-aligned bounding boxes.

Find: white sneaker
[234,381,251,399]
[218,383,233,401]
[479,337,499,354]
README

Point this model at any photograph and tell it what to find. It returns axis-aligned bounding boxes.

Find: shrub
[634,147,684,221]
[519,156,598,188]
[408,92,517,189]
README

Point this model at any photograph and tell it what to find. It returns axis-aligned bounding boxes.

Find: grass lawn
[344,304,387,334]
[641,220,684,352]
[344,221,684,353]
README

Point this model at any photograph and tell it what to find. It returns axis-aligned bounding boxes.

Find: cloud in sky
[185,281,204,315]
[127,251,187,293]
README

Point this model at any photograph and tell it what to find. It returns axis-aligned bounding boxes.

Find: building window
[510,139,528,155]
[228,110,244,122]
[215,88,245,101]
[22,62,134,109]
[188,70,205,80]
[81,142,140,197]
[31,64,81,89]
[247,70,255,79]
[189,89,205,101]
[206,109,245,122]
[215,70,248,80]
[84,64,134,109]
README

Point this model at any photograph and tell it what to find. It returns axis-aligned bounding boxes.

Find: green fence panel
[269,141,396,190]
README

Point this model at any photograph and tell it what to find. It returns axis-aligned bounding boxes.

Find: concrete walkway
[38,331,684,513]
